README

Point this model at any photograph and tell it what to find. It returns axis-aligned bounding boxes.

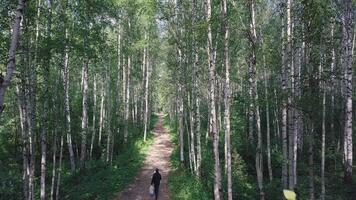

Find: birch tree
[206,0,221,198]
[222,0,232,198]
[0,0,27,116]
[80,60,89,169]
[341,0,353,184]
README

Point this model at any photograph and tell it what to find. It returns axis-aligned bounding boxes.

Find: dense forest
[0,0,355,200]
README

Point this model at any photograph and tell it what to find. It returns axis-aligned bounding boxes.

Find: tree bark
[50,129,57,200]
[341,0,353,184]
[286,0,298,190]
[321,67,326,200]
[99,78,105,147]
[17,83,29,200]
[273,89,281,141]
[0,0,27,115]
[206,0,221,198]
[330,22,337,170]
[264,61,273,181]
[124,56,131,143]
[80,60,89,169]
[178,83,184,163]
[222,0,232,198]
[63,28,75,174]
[106,84,112,163]
[55,135,64,200]
[248,0,264,198]
[308,121,315,200]
[281,16,289,190]
[40,1,52,197]
[143,38,149,142]
[191,1,201,172]
[90,74,97,159]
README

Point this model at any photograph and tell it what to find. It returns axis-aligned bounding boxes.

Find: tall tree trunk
[195,55,202,177]
[63,28,75,174]
[293,25,302,188]
[17,83,29,200]
[122,54,126,119]
[116,24,122,141]
[186,113,193,171]
[206,0,221,198]
[40,52,49,200]
[191,0,201,171]
[143,41,149,141]
[124,56,131,143]
[222,0,232,198]
[110,132,115,165]
[50,129,57,200]
[0,0,27,115]
[80,60,89,169]
[281,16,289,190]
[189,93,197,172]
[27,76,36,200]
[106,87,112,164]
[273,88,281,141]
[90,74,97,159]
[178,83,184,163]
[216,78,222,133]
[286,0,298,191]
[99,79,105,147]
[308,121,315,200]
[40,1,52,197]
[330,22,337,170]
[249,0,264,198]
[264,61,273,181]
[341,0,353,184]
[55,135,64,200]
[321,67,326,200]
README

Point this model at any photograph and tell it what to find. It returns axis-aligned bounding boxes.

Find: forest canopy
[0,0,355,199]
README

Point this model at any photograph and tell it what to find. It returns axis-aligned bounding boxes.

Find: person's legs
[154,184,159,200]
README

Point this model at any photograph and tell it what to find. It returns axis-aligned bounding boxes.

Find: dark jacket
[151,172,161,186]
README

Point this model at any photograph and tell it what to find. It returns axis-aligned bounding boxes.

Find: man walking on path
[151,168,161,200]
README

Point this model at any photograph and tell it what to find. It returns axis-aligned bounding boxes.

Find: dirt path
[115,114,173,200]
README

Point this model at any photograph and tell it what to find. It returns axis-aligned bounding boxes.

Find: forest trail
[115,113,173,200]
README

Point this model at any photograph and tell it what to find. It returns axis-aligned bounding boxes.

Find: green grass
[61,139,152,200]
[60,116,158,200]
[164,115,211,200]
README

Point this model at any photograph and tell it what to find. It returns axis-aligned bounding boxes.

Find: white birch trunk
[206,0,221,198]
[341,0,353,184]
[321,67,326,200]
[143,41,149,141]
[189,94,196,172]
[63,28,75,174]
[281,16,289,190]
[99,79,105,147]
[80,60,89,169]
[50,129,57,200]
[124,56,131,143]
[308,122,315,200]
[222,0,232,197]
[249,0,264,198]
[264,62,273,181]
[90,74,97,159]
[17,83,29,200]
[178,83,184,163]
[55,135,64,200]
[0,0,27,115]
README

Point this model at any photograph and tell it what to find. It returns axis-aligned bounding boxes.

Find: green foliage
[60,115,156,200]
[61,138,152,200]
[165,115,211,200]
